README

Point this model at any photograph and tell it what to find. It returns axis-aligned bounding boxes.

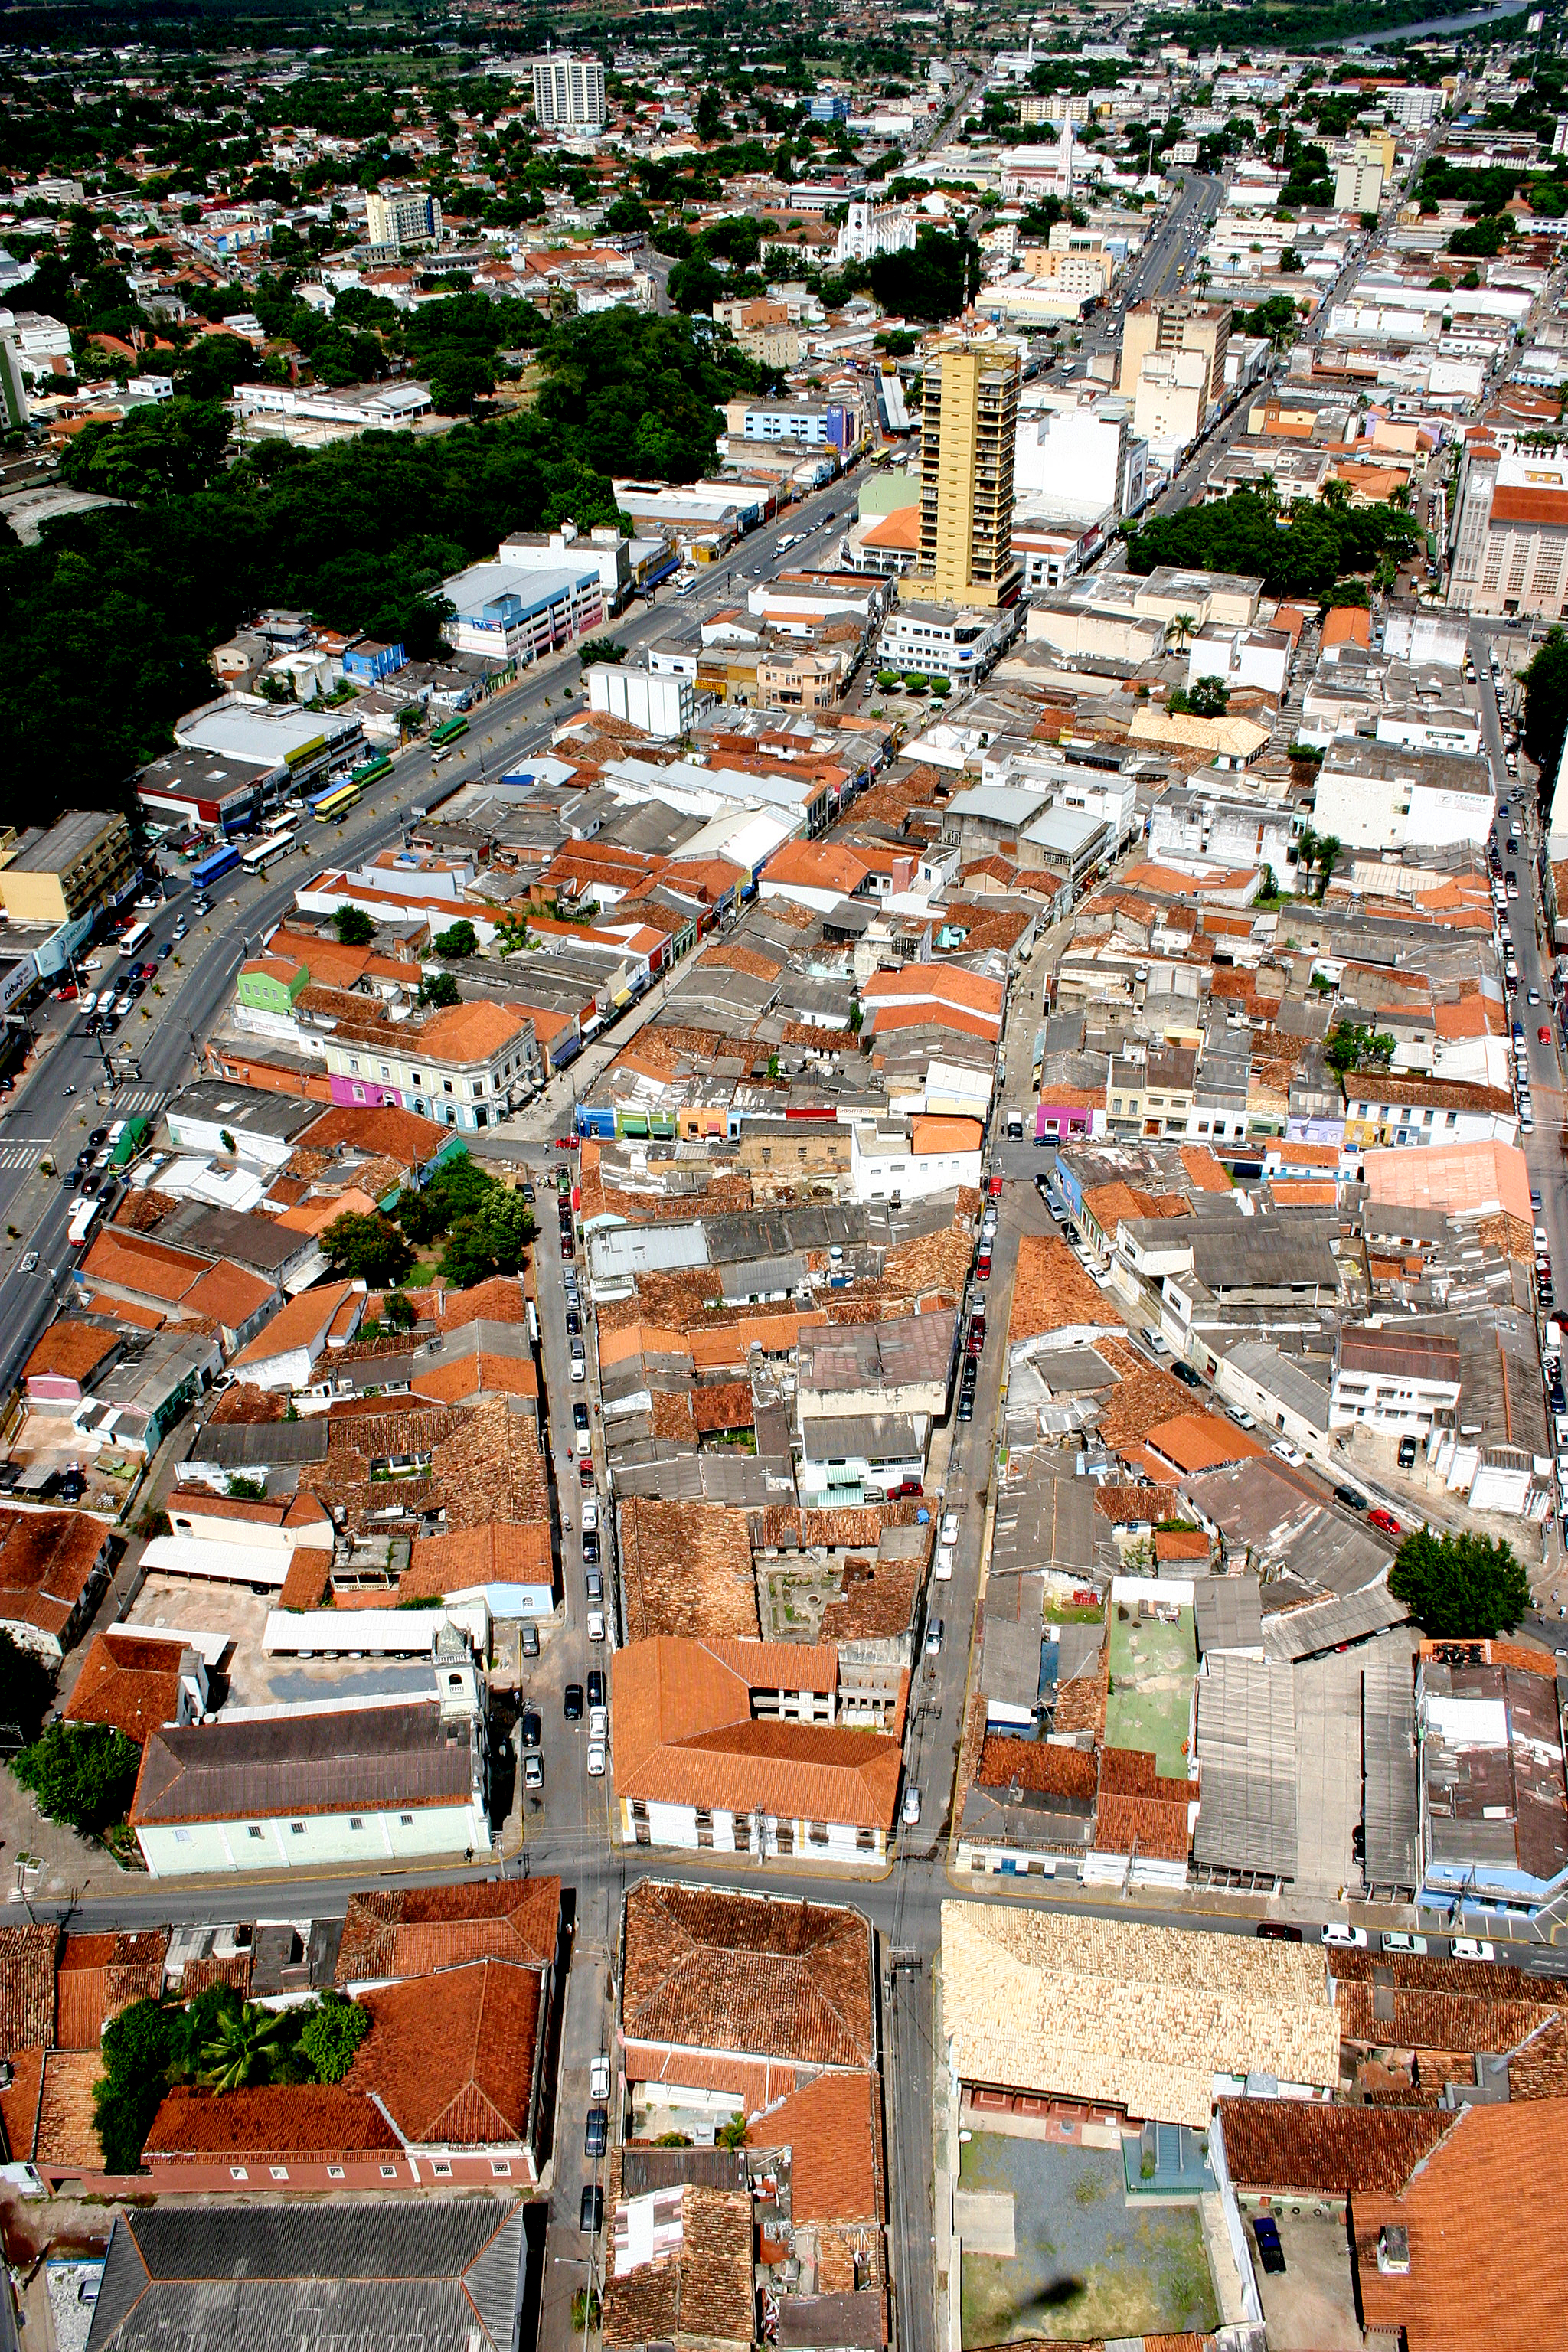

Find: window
[352,1086,365,1102]
[290,1821,305,1836]
[379,1063,390,1080]
[400,1812,414,1826]
[348,1057,359,1075]
[327,2164,345,2180]
[412,1071,422,1088]
[491,2160,512,2177]
[230,2167,249,2181]
[443,1079,453,1094]
[270,2166,289,2180]
[433,2159,452,2177]
[247,1825,263,1841]
[349,1815,364,1831]
[174,1828,191,1844]
[380,2164,398,2179]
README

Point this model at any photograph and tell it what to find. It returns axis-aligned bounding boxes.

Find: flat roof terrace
[1105,1599,1197,1781]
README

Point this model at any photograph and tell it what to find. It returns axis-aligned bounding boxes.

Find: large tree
[321,1210,414,1287]
[1523,625,1568,788]
[11,1720,139,1836]
[1388,1528,1531,1640]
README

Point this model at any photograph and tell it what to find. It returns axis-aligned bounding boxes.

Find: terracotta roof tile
[34,2049,104,2171]
[1007,1232,1115,1344]
[64,1632,190,1744]
[24,1322,118,1386]
[975,1737,1097,1801]
[347,1958,543,2146]
[746,2068,881,2224]
[142,2082,399,2162]
[1219,2096,1454,2195]
[0,1923,57,2054]
[619,1501,760,1643]
[335,1879,560,1985]
[0,1508,107,1645]
[622,1880,874,2071]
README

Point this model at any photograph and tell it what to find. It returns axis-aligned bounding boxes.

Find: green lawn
[1103,1603,1197,1779]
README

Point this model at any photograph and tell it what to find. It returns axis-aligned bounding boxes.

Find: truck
[1005,1107,1024,1142]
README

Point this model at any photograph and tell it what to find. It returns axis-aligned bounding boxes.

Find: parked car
[1256,1922,1303,1942]
[1321,1922,1369,1949]
[521,1622,540,1659]
[565,1310,582,1336]
[1251,2215,1286,2277]
[520,1707,541,1749]
[524,1753,543,1791]
[1452,1938,1496,1962]
[586,1741,606,1778]
[901,1785,922,1826]
[585,2106,608,2155]
[957,1390,975,1421]
[1171,1361,1201,1390]
[564,1684,584,1721]
[583,1530,600,1563]
[1397,1435,1419,1468]
[587,1609,606,1642]
[580,2187,604,2233]
[590,2053,611,2101]
[1270,1439,1306,1467]
[589,1704,608,1741]
[940,1511,959,1547]
[1368,1507,1403,1537]
[1334,1485,1366,1511]
[924,1617,944,1656]
[1381,1931,1428,1955]
[573,1401,590,1431]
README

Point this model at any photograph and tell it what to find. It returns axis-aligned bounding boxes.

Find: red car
[1368,1507,1402,1537]
[1540,1026,1553,1044]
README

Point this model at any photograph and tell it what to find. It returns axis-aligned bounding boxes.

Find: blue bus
[191,842,241,892]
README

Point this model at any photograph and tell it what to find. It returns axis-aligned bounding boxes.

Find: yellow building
[1334,137,1392,215]
[918,341,1021,608]
[0,810,136,926]
[1118,299,1230,413]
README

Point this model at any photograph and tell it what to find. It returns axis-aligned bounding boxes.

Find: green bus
[429,715,470,749]
[351,756,394,789]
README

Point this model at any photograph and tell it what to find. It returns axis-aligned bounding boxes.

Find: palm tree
[1170,612,1198,654]
[1315,835,1341,901]
[1295,820,1318,887]
[198,2004,292,2092]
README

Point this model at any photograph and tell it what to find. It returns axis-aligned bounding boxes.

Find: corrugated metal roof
[1194,1653,1298,1880]
[1263,1583,1410,1664]
[1363,1642,1419,1892]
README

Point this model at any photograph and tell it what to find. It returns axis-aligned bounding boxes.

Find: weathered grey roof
[796,1412,922,1464]
[1194,1653,1298,1880]
[1261,1583,1410,1664]
[1363,1642,1419,1893]
[185,1419,330,1469]
[1194,1575,1263,1658]
[87,2203,526,2352]
[131,1699,475,1827]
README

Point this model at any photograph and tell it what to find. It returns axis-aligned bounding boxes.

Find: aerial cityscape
[2,0,1568,2346]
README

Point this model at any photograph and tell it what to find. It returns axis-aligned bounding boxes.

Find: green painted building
[237,954,309,1017]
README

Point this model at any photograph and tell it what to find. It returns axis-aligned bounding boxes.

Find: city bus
[351,755,393,789]
[241,829,297,877]
[191,842,241,893]
[116,920,152,959]
[428,715,469,749]
[309,780,362,824]
[67,1195,104,1249]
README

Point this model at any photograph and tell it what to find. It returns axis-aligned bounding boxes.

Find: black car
[1256,1922,1303,1941]
[580,2185,604,2234]
[564,1684,584,1721]
[566,1311,582,1336]
[1397,1435,1419,1468]
[1171,1361,1201,1390]
[585,2108,608,2158]
[573,1401,590,1432]
[89,1127,108,1147]
[587,1669,605,1709]
[583,1530,600,1564]
[1334,1485,1366,1511]
[521,1182,535,1204]
[520,1707,541,1749]
[958,1390,975,1421]
[1251,2216,1286,2277]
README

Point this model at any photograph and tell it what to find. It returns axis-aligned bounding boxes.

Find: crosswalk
[112,1086,168,1116]
[0,1143,41,1171]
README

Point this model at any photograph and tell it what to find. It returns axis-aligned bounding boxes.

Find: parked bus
[428,715,469,748]
[67,1195,104,1249]
[241,829,297,877]
[309,780,362,823]
[191,842,241,893]
[116,920,152,959]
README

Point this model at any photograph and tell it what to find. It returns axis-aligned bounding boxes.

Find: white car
[1452,1937,1496,1962]
[590,2053,610,2101]
[935,1544,955,1583]
[589,1704,608,1740]
[1381,1932,1428,1955]
[1271,1439,1307,1467]
[587,1609,606,1642]
[901,1785,922,1827]
[940,1511,959,1548]
[1321,1922,1369,1949]
[570,1354,586,1382]
[77,992,98,1018]
[586,1741,606,1777]
[583,1498,599,1533]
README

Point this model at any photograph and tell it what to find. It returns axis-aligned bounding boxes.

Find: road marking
[0,1144,42,1169]
[111,1087,168,1116]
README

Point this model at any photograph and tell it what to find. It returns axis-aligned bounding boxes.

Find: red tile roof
[1219,2096,1453,2195]
[335,1879,560,1984]
[63,1631,189,1745]
[142,2083,399,2161]
[622,1881,874,2073]
[347,1958,543,2147]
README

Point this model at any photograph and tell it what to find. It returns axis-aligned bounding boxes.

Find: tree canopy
[1523,626,1568,789]
[1388,1528,1530,1641]
[321,1209,414,1287]
[11,1720,140,1836]
[1124,488,1419,601]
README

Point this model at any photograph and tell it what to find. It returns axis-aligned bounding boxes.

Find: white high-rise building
[533,52,606,132]
[364,189,443,252]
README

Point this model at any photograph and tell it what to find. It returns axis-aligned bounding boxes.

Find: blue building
[811,92,850,122]
[342,638,407,686]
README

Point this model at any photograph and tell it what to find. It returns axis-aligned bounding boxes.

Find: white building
[1313,738,1494,853]
[1132,348,1208,457]
[532,52,606,131]
[879,600,1013,681]
[835,195,920,265]
[586,663,693,740]
[443,554,605,668]
[848,1112,984,1204]
[1012,395,1146,525]
[1330,1327,1461,1435]
[1185,623,1291,700]
[498,521,632,613]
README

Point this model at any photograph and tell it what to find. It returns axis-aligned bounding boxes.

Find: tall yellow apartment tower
[919,341,1022,606]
